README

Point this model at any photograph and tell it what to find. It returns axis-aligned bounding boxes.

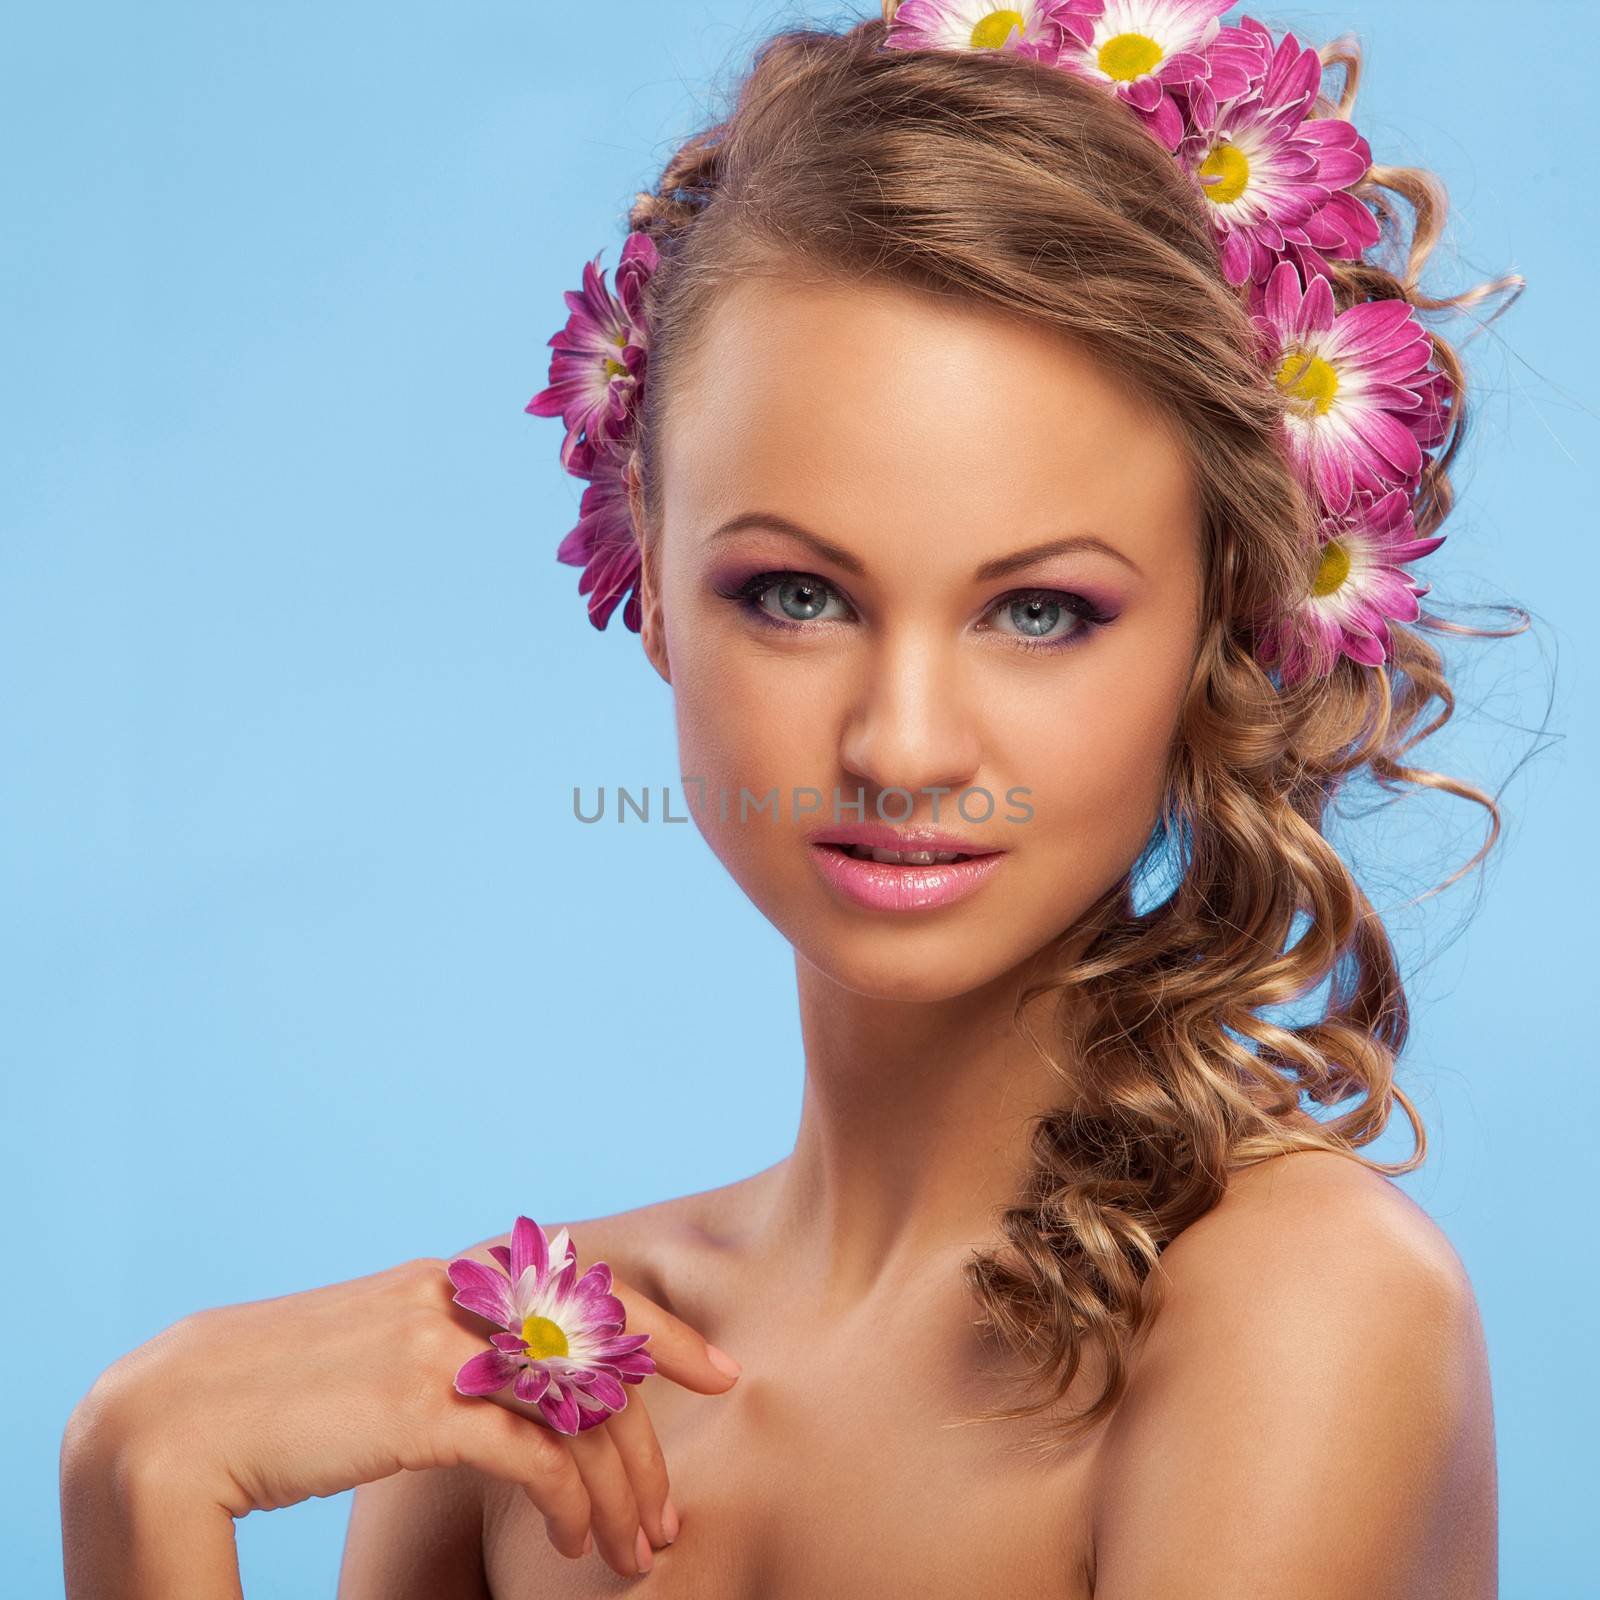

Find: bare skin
[343,1152,1494,1598]
[64,275,1497,1597]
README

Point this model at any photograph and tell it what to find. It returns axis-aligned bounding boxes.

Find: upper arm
[338,1464,489,1600]
[1091,1153,1496,1600]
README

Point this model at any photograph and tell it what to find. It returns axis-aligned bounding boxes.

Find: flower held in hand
[447,1216,655,1435]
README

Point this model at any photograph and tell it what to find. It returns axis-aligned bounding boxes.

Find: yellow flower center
[1097,31,1163,80]
[520,1314,570,1360]
[1198,142,1249,205]
[1312,539,1351,597]
[603,330,628,381]
[1276,349,1339,416]
[970,8,1025,49]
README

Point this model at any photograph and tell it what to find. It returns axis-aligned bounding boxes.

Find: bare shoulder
[449,1202,676,1298]
[452,1166,774,1307]
[1090,1150,1496,1600]
[1159,1146,1474,1307]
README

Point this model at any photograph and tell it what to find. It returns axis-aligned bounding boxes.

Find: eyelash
[716,570,1117,653]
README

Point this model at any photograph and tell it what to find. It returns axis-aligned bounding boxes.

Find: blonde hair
[620,5,1527,1450]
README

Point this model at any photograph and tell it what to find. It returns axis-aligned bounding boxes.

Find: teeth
[839,845,971,865]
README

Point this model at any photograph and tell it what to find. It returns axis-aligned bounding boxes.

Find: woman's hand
[63,1253,740,1585]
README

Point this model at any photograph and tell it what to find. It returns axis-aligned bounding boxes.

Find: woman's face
[641,273,1204,1002]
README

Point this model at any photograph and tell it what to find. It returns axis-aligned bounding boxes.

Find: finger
[608,1277,742,1395]
[439,1398,593,1559]
[602,1388,675,1549]
[566,1422,647,1577]
[604,1400,673,1552]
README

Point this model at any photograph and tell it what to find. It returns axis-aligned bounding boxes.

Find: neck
[756,942,1087,1316]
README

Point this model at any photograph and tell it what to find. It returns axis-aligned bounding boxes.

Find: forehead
[658,273,1198,571]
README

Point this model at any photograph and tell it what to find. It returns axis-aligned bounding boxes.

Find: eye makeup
[710,568,1121,654]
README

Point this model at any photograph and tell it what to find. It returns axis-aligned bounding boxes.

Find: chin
[788,895,1076,1004]
[798,941,1025,1003]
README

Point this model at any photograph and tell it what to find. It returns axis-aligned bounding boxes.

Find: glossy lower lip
[807,842,1007,912]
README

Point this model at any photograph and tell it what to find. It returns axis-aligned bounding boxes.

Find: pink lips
[809,844,1006,910]
[805,823,1008,912]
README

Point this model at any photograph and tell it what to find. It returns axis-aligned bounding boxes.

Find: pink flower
[1250,259,1452,513]
[1177,15,1380,287]
[447,1216,655,1436]
[526,231,659,476]
[1049,0,1252,153]
[525,230,658,631]
[554,441,645,633]
[883,0,1081,62]
[1259,486,1443,684]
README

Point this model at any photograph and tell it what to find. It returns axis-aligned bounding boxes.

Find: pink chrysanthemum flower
[448,1216,656,1436]
[1048,0,1256,153]
[1250,259,1451,513]
[1260,486,1443,684]
[1177,16,1379,287]
[526,231,659,476]
[554,441,644,632]
[884,0,1079,60]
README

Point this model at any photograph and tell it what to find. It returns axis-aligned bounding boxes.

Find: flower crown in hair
[528,0,1455,685]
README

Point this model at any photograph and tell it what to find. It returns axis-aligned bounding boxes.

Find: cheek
[1008,636,1193,883]
[661,558,844,799]
[661,625,840,891]
[667,634,824,789]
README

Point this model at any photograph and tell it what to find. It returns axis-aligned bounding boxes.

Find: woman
[61,4,1520,1595]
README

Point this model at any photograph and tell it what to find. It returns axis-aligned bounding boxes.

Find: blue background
[3,2,1593,1594]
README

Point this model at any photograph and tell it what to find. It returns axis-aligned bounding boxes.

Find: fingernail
[706,1343,742,1380]
[662,1495,680,1544]
[635,1524,654,1574]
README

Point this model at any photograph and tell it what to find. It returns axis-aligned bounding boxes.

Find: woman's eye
[985,590,1108,649]
[727,572,852,628]
[995,594,1069,640]
[765,577,842,622]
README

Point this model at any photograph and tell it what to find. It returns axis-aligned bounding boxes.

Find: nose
[837,623,983,804]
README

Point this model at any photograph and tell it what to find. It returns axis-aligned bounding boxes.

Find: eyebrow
[707,511,1144,581]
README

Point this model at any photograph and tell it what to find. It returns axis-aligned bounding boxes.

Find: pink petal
[1297,271,1336,332]
[1340,627,1389,666]
[1219,228,1252,286]
[1157,50,1209,85]
[572,1262,615,1304]
[592,1331,652,1359]
[575,1369,628,1410]
[1313,142,1368,188]
[454,1348,521,1396]
[510,1216,550,1286]
[514,1365,553,1405]
[540,1383,582,1436]
[1344,403,1425,481]
[1141,93,1184,152]
[1263,259,1304,327]
[446,1258,515,1327]
[1311,436,1354,511]
[605,1350,658,1382]
[1124,74,1164,113]
[1394,532,1446,562]
[548,1244,580,1299]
